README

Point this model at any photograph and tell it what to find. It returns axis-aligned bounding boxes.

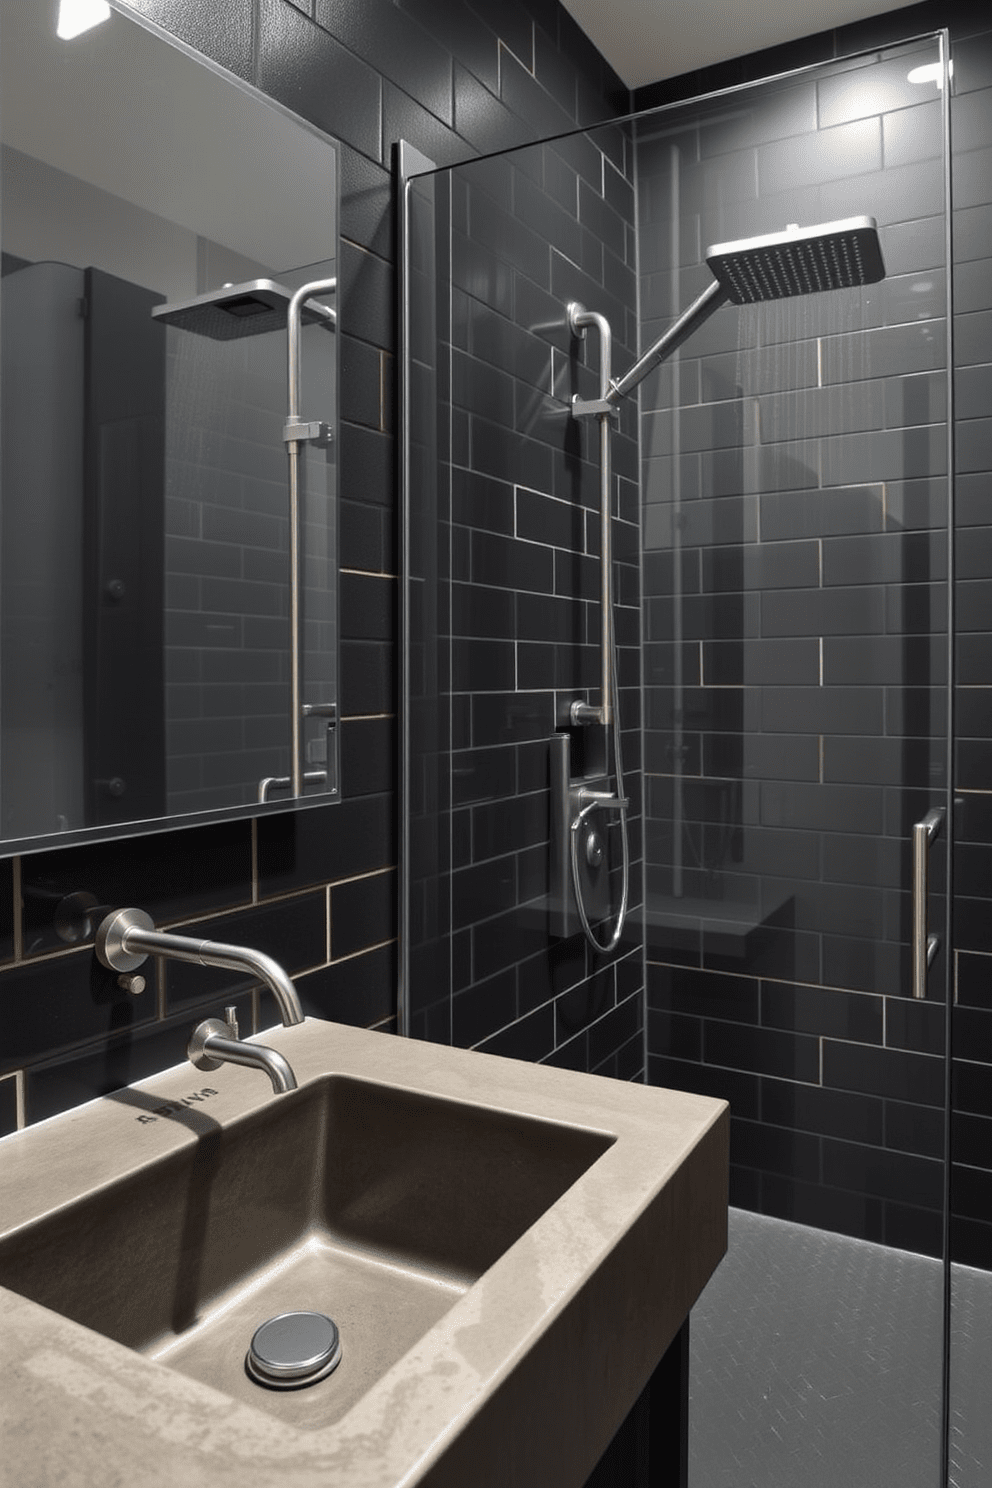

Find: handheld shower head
[705,216,885,304]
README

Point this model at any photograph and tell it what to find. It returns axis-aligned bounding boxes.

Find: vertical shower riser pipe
[285,277,337,797]
[567,302,613,729]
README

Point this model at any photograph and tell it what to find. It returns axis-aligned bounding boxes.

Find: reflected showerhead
[151,278,336,340]
[705,217,885,305]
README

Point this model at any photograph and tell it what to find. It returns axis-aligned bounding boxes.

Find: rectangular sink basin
[0,1073,612,1431]
[0,1019,727,1488]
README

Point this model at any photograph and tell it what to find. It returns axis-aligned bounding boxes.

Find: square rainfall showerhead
[705,217,885,305]
[151,279,336,340]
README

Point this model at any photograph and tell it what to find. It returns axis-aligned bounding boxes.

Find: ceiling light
[56,0,112,40]
[907,60,952,87]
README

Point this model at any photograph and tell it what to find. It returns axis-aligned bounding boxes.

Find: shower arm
[612,278,729,406]
[282,276,337,799]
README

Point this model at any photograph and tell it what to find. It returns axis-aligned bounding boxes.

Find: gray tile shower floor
[690,1209,992,1487]
[689,1208,946,1488]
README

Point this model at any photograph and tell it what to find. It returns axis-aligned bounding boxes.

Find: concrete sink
[0,1018,727,1487]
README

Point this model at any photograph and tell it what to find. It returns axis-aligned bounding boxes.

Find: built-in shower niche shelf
[644,892,794,964]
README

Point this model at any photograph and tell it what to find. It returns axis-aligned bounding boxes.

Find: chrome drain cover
[246,1311,341,1390]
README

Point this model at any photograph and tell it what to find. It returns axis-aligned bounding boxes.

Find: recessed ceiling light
[56,0,111,41]
[907,60,953,87]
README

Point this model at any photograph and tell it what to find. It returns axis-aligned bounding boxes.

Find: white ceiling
[560,0,925,90]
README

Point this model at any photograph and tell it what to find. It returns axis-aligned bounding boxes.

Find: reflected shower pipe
[566,217,886,949]
[283,277,338,799]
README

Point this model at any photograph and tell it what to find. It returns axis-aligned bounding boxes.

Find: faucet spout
[188,1014,297,1094]
[96,908,304,1026]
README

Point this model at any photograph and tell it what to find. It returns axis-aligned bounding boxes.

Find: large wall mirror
[0,0,340,853]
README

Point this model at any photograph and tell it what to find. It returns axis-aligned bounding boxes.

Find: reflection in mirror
[0,0,340,850]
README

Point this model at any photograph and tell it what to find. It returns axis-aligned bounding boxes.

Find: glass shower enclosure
[402,28,963,1488]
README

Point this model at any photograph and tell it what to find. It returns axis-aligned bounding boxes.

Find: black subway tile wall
[636,33,951,1256]
[407,117,645,1074]
[0,0,629,1125]
[636,0,992,1265]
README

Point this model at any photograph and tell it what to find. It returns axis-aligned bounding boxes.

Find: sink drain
[246,1311,341,1389]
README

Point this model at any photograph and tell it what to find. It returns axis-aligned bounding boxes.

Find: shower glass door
[635,32,953,1488]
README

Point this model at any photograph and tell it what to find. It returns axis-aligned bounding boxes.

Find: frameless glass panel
[635,34,951,1488]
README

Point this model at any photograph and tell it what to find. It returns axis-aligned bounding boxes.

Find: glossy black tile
[294,942,395,1028]
[22,824,252,958]
[315,0,453,127]
[884,1097,944,1160]
[340,572,395,641]
[257,794,394,896]
[164,893,326,1007]
[955,949,992,1008]
[125,0,254,80]
[452,967,518,1048]
[257,0,382,158]
[761,1077,884,1146]
[589,992,642,1069]
[704,1020,819,1082]
[647,964,759,1023]
[733,1119,821,1185]
[329,869,395,961]
[0,1075,17,1137]
[761,981,882,1043]
[650,1051,762,1118]
[23,1008,231,1125]
[824,1038,944,1106]
[340,149,393,258]
[476,1000,555,1062]
[340,717,396,797]
[823,1135,943,1210]
[646,1009,702,1061]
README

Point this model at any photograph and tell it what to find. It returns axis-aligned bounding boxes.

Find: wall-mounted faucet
[95,908,303,1093]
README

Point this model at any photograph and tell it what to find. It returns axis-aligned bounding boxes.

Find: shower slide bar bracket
[283,418,333,447]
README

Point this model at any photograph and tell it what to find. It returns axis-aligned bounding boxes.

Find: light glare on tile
[907,61,952,87]
[56,0,111,41]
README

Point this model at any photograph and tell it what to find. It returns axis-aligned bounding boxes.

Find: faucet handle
[224,1005,240,1039]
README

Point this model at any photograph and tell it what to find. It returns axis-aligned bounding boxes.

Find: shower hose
[569,611,630,954]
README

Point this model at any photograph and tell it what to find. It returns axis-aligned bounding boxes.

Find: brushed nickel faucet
[96,908,302,1093]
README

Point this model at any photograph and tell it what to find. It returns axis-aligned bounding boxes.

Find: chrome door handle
[912,807,944,1000]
